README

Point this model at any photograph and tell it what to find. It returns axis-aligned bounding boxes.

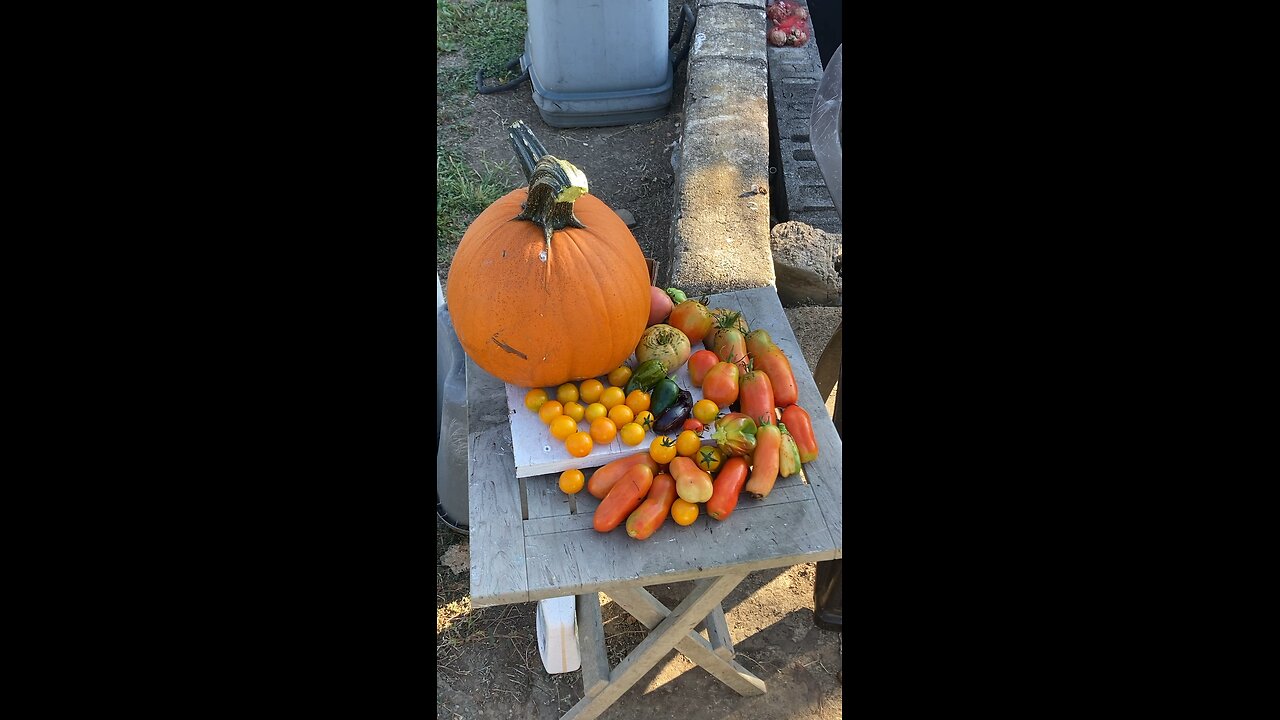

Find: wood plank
[523,472,573,520]
[576,592,610,699]
[504,354,716,478]
[562,573,752,720]
[725,286,843,555]
[466,358,530,608]
[521,497,837,603]
[608,586,763,695]
[704,604,735,661]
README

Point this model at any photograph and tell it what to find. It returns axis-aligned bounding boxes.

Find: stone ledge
[667,2,775,297]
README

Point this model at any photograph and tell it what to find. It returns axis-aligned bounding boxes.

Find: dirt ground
[436,3,842,718]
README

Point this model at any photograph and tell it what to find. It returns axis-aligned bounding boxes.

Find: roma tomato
[738,368,776,426]
[670,456,714,503]
[594,463,654,533]
[701,361,740,408]
[705,456,750,520]
[587,453,659,499]
[780,405,819,462]
[625,472,677,540]
[687,350,720,387]
[746,330,799,407]
[743,420,782,499]
[667,300,716,343]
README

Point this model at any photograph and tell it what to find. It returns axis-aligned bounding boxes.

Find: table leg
[608,581,765,696]
[560,573,760,720]
[576,592,610,698]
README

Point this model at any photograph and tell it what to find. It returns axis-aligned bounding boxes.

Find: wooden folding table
[466,285,843,720]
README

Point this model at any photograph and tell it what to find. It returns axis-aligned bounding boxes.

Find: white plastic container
[522,0,673,127]
[536,596,581,673]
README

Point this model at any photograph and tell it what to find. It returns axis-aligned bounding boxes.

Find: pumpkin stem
[508,121,590,254]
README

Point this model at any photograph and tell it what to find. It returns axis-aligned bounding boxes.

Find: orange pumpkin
[447,121,651,388]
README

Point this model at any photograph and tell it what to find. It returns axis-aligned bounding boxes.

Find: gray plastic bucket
[522,0,673,127]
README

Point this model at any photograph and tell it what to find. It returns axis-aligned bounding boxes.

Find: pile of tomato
[522,288,824,541]
[522,362,721,461]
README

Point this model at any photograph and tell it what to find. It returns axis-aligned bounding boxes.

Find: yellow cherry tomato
[671,498,699,526]
[590,417,617,444]
[579,379,604,404]
[675,430,702,457]
[634,410,656,432]
[558,469,585,495]
[524,388,548,412]
[693,399,719,425]
[565,431,593,458]
[562,401,585,423]
[649,435,678,464]
[600,386,626,410]
[619,422,645,446]
[608,404,634,427]
[584,402,608,423]
[608,365,632,388]
[538,400,564,425]
[549,415,578,441]
[694,446,723,473]
[556,383,579,404]
[625,389,651,414]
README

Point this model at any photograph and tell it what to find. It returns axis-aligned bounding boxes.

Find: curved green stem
[507,121,590,253]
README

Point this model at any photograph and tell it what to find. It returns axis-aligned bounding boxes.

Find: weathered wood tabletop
[467,285,843,608]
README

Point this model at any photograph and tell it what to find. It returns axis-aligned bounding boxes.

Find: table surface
[467,285,843,608]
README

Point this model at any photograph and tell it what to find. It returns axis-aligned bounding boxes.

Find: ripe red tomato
[687,350,720,387]
[701,361,740,408]
[667,300,716,344]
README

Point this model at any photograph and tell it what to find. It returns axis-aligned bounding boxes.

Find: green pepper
[665,287,688,304]
[624,358,668,394]
[649,377,681,417]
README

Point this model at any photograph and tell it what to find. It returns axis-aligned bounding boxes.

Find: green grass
[436,0,528,95]
[437,148,514,264]
[436,0,528,276]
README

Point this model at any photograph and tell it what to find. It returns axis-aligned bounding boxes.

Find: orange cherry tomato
[549,415,578,441]
[565,431,593,458]
[558,469,585,494]
[695,446,724,473]
[524,388,549,412]
[608,365,632,388]
[671,498,699,526]
[538,400,564,425]
[649,435,677,464]
[675,430,702,457]
[590,417,618,444]
[579,379,604,404]
[625,389,652,414]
